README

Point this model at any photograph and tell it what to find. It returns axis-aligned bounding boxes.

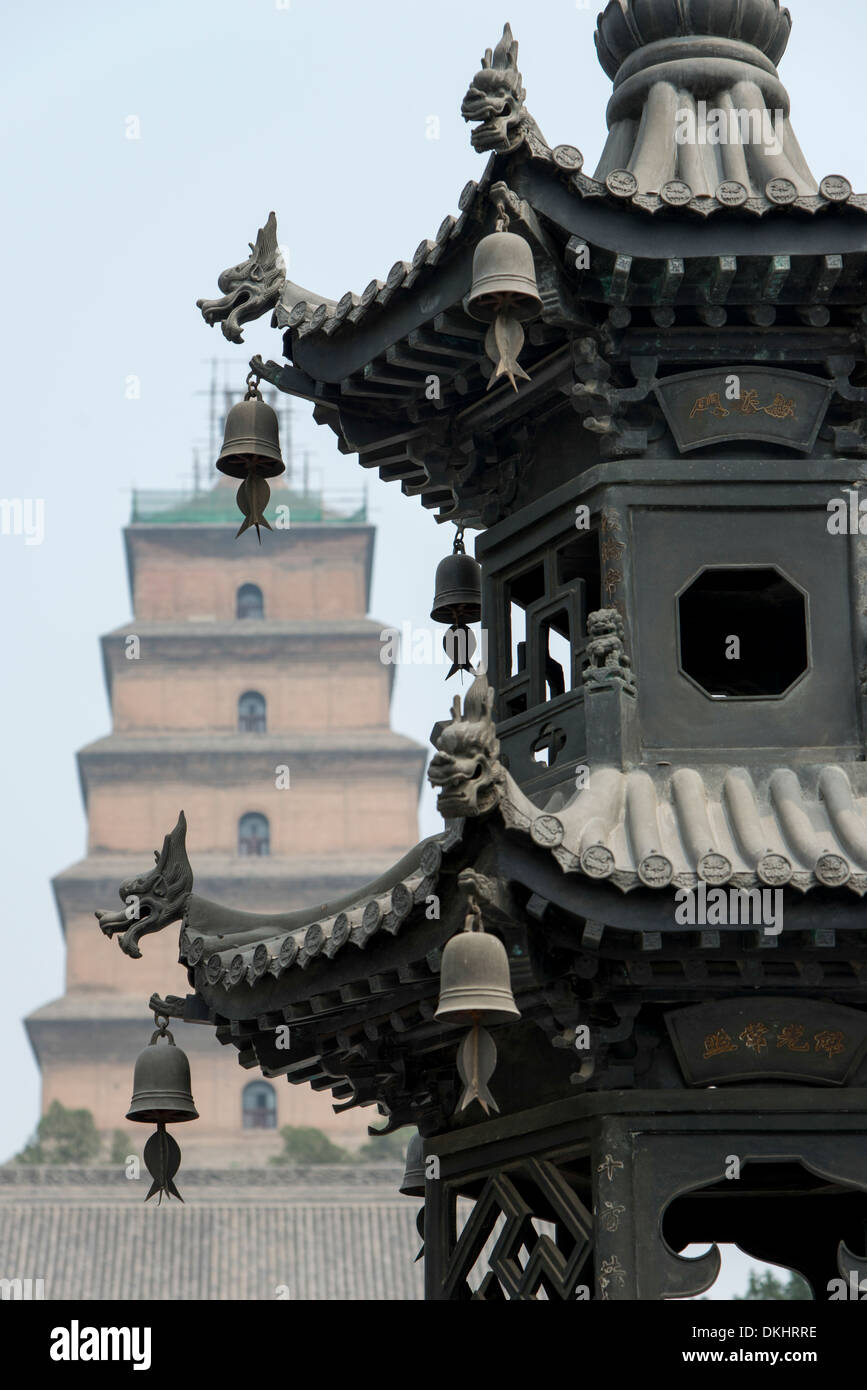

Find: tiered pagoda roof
[188,1,867,526]
[98,680,867,1133]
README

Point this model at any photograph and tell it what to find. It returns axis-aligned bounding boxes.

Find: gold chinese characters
[689,391,796,421]
[703,1024,845,1061]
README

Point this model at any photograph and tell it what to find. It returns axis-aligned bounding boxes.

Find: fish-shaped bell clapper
[442,624,477,681]
[143,1124,184,1204]
[235,473,274,543]
[485,310,532,393]
[456,1024,500,1115]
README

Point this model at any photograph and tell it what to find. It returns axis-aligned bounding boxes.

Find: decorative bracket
[571,340,656,457]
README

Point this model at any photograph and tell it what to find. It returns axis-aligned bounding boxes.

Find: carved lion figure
[583,609,635,689]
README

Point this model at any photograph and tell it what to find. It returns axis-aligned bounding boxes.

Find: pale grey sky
[2,0,864,1299]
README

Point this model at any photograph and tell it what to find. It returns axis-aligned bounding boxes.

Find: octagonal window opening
[677,566,809,701]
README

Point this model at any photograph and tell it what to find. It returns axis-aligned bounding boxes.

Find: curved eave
[261,159,867,442]
[275,155,867,373]
[179,758,867,1022]
[248,140,867,531]
[512,161,867,263]
[183,829,465,1031]
[503,762,867,900]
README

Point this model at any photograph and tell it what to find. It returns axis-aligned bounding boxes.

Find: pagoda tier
[103,680,867,1137]
[192,7,867,531]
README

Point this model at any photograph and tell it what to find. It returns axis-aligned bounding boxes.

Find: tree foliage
[269,1125,351,1165]
[109,1130,131,1166]
[734,1269,812,1300]
[15,1101,101,1165]
[356,1125,412,1162]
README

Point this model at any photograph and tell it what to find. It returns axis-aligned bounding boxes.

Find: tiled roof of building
[501,762,867,896]
[268,2,864,349]
[275,169,867,350]
[0,1166,423,1301]
[192,11,867,527]
[180,832,456,988]
[177,759,867,1002]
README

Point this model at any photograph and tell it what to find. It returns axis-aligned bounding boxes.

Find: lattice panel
[442,1158,593,1301]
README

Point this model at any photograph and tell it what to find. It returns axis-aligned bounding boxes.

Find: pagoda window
[237,583,264,620]
[242,1080,277,1130]
[498,538,597,720]
[238,691,267,733]
[507,565,545,682]
[239,812,270,857]
[678,566,809,700]
[557,531,602,623]
[542,611,572,699]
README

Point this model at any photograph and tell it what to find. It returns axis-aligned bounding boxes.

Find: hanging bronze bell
[465,229,543,324]
[216,395,285,480]
[435,928,520,1026]
[127,1029,199,1125]
[431,550,482,626]
[399,1131,426,1198]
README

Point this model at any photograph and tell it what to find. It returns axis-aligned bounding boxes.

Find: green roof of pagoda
[129,485,367,526]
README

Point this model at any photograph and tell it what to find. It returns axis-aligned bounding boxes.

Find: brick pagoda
[26,477,425,1164]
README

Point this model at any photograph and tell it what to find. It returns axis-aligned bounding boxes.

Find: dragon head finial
[462,23,547,156]
[95,813,194,959]
[428,674,506,819]
[196,212,286,344]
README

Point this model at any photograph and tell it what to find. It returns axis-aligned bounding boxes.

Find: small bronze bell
[127,1017,198,1204]
[435,921,520,1027]
[399,1131,426,1198]
[436,898,520,1117]
[431,548,482,626]
[127,1029,199,1124]
[465,229,543,325]
[217,384,285,479]
[401,1132,427,1260]
[431,529,482,680]
[466,212,541,393]
[217,374,285,543]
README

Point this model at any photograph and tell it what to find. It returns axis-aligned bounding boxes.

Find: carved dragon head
[428,674,506,819]
[95,813,193,959]
[196,212,286,344]
[462,24,536,154]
